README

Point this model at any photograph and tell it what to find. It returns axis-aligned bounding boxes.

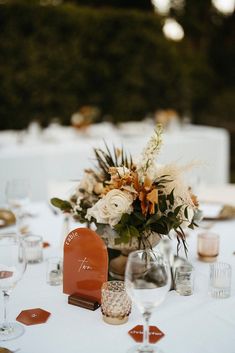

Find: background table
[0,185,235,353]
[0,123,230,204]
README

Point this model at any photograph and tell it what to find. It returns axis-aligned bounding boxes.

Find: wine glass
[125,249,171,353]
[5,179,30,211]
[0,234,27,341]
[5,179,30,233]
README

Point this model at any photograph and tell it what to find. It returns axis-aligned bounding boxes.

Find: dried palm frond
[93,141,133,179]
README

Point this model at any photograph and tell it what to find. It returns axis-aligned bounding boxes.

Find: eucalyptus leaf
[150,223,169,235]
[159,195,167,212]
[133,212,145,222]
[184,206,188,219]
[174,205,182,216]
[51,198,72,211]
[188,223,195,230]
[119,227,130,243]
[120,213,130,225]
[129,225,140,238]
[167,188,174,205]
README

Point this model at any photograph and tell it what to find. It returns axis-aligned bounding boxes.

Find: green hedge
[0,3,231,129]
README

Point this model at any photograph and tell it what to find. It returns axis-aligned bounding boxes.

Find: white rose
[105,189,133,226]
[86,198,110,224]
[86,189,133,227]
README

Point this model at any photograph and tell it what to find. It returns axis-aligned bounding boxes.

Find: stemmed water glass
[0,234,27,341]
[125,249,171,353]
[5,179,30,233]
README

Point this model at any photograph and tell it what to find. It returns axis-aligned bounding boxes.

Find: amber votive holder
[197,232,220,262]
[101,281,131,325]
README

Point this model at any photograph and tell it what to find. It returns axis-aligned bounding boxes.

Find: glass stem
[142,311,151,349]
[2,291,10,330]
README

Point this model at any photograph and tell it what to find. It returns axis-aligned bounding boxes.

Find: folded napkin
[219,205,235,219]
[0,209,16,227]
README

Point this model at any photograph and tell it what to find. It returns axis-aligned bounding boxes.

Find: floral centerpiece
[51,125,200,259]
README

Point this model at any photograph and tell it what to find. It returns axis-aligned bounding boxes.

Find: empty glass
[46,257,63,286]
[0,234,27,340]
[209,262,231,299]
[5,179,30,212]
[175,265,194,296]
[125,249,171,353]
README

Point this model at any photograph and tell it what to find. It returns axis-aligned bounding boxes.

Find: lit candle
[24,234,43,264]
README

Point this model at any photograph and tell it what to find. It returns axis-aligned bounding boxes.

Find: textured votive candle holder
[23,234,43,264]
[210,262,231,299]
[101,281,131,325]
[197,232,220,262]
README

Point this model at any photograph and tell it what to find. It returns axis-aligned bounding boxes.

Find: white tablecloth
[0,123,230,204]
[1,186,235,353]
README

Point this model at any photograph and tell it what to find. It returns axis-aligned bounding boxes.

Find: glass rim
[23,234,43,245]
[6,178,30,184]
[198,232,220,239]
[102,280,125,292]
[127,248,166,262]
[0,233,20,244]
[210,262,231,270]
[128,248,163,256]
[47,256,63,264]
[175,264,194,273]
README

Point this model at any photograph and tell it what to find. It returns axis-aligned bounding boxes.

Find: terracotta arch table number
[63,228,108,304]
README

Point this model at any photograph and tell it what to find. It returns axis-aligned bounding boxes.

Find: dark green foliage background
[0,1,234,131]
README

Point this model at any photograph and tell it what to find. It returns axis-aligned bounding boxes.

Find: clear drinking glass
[175,265,194,296]
[0,234,27,341]
[125,249,171,353]
[46,257,63,286]
[209,262,231,299]
[5,179,30,211]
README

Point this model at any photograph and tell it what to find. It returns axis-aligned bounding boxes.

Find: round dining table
[0,185,234,353]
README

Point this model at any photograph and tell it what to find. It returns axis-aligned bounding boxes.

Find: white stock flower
[86,189,133,227]
[79,172,96,194]
[79,171,103,195]
[73,196,83,213]
[115,166,130,177]
[137,125,163,181]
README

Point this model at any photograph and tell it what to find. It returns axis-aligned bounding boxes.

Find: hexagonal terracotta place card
[128,325,165,344]
[63,228,108,304]
[16,308,51,326]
